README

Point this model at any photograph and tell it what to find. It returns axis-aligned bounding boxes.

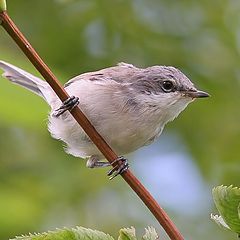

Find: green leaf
[11,227,115,240]
[118,227,137,240]
[212,185,240,234]
[142,227,159,240]
[73,227,114,240]
[11,226,160,240]
[0,0,6,12]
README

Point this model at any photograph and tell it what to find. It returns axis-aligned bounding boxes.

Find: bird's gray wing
[64,62,141,87]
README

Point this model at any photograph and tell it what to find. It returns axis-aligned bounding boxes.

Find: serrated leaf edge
[211,213,230,230]
[10,226,114,240]
[142,226,159,240]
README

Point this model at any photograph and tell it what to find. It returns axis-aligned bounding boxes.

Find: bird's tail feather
[0,60,56,105]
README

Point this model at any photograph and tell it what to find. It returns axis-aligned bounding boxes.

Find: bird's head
[130,65,209,123]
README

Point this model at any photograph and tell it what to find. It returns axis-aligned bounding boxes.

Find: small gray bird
[0,61,209,177]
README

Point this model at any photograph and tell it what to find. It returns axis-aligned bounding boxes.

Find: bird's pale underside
[0,61,209,173]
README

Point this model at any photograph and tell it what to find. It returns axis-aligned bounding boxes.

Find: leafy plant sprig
[11,226,159,240]
[211,185,240,237]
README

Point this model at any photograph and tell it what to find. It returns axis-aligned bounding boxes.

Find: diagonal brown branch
[0,10,184,240]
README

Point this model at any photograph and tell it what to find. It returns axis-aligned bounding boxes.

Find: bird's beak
[185,90,210,98]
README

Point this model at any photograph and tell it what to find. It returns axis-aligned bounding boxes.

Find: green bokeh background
[0,0,239,239]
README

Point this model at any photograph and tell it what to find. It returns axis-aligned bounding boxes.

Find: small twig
[0,3,184,240]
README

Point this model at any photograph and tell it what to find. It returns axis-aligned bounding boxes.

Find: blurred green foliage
[0,0,239,240]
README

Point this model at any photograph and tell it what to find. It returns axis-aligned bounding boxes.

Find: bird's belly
[95,119,162,155]
[48,112,161,158]
[106,128,148,154]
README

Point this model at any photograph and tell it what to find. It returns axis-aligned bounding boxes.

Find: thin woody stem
[0,10,184,240]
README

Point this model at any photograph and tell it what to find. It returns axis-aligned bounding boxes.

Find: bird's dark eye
[162,81,174,92]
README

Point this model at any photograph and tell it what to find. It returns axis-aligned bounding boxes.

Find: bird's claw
[107,156,129,180]
[53,96,79,117]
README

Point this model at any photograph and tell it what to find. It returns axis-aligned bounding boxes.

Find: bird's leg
[86,155,111,168]
[53,96,79,117]
[107,156,129,180]
[86,155,129,179]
